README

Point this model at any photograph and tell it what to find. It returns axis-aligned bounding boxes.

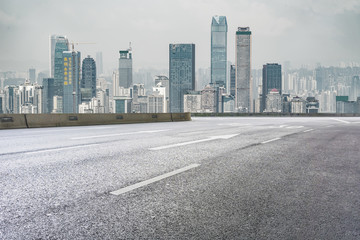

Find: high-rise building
[211,16,227,88]
[262,63,282,112]
[118,48,132,88]
[42,78,55,113]
[29,68,36,83]
[81,56,96,101]
[169,44,195,112]
[53,36,69,97]
[62,50,81,113]
[230,64,236,97]
[96,52,103,75]
[235,27,252,113]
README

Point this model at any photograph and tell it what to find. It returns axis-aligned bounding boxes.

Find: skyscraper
[50,35,69,77]
[235,27,252,113]
[230,64,236,97]
[118,48,132,88]
[262,63,282,112]
[29,68,36,83]
[96,52,103,75]
[53,36,69,97]
[211,16,227,88]
[42,78,55,113]
[62,50,81,113]
[81,56,97,100]
[169,44,195,113]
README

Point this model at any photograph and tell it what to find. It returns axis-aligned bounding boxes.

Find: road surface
[0,117,359,239]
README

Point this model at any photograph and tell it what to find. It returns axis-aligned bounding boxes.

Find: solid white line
[24,143,100,154]
[286,126,304,129]
[330,118,350,124]
[303,129,314,133]
[149,134,238,151]
[110,164,200,196]
[71,129,169,140]
[261,137,281,144]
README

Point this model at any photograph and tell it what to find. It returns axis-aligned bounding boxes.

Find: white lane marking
[110,164,200,196]
[71,129,169,140]
[330,118,350,124]
[261,138,281,144]
[279,125,288,128]
[149,134,239,151]
[24,143,100,154]
[286,126,304,129]
[303,129,314,133]
[218,123,251,126]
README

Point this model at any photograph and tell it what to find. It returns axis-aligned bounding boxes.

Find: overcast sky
[0,0,360,73]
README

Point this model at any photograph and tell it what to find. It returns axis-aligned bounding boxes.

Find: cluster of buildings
[1,16,360,115]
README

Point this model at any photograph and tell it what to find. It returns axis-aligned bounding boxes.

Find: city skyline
[1,0,360,72]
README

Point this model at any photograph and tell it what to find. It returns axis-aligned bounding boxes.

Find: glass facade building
[62,51,81,113]
[262,63,282,112]
[118,50,133,88]
[169,44,195,113]
[211,16,227,88]
[235,27,252,113]
[81,56,97,101]
[42,78,55,113]
[53,36,69,98]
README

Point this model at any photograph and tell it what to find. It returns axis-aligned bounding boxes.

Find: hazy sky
[1,0,360,73]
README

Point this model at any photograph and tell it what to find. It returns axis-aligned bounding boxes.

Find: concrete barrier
[191,112,360,117]
[0,114,27,129]
[171,112,191,121]
[0,113,191,129]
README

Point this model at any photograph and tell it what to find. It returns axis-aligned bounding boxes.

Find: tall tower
[235,27,252,113]
[118,47,133,88]
[262,63,282,112]
[53,36,69,98]
[81,56,97,101]
[62,50,81,113]
[211,16,227,88]
[169,44,195,113]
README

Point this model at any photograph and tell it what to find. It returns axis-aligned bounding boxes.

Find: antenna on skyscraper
[129,42,132,51]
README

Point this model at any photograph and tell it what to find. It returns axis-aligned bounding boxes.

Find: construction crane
[70,42,96,51]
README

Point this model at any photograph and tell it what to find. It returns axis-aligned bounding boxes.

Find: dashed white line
[330,118,350,124]
[149,134,238,151]
[286,126,304,129]
[303,129,314,133]
[71,129,169,140]
[24,143,100,154]
[261,138,281,144]
[110,164,200,196]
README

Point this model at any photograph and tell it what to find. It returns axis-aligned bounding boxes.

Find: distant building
[52,36,69,97]
[62,51,81,113]
[264,89,282,113]
[29,68,36,83]
[118,48,132,88]
[235,27,252,112]
[17,80,43,114]
[282,94,291,113]
[153,84,168,113]
[81,56,97,101]
[230,64,236,97]
[113,96,132,113]
[211,16,227,88]
[184,91,202,113]
[169,44,195,112]
[262,63,282,112]
[52,95,63,113]
[306,97,319,113]
[201,85,216,113]
[291,96,306,113]
[336,96,359,113]
[148,91,164,113]
[42,78,55,113]
[222,95,235,113]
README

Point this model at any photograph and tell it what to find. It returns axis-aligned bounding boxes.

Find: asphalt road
[0,117,359,239]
